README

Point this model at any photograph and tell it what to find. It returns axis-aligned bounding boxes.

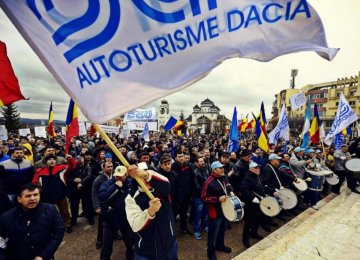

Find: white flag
[290,92,306,111]
[141,122,150,142]
[324,93,359,145]
[320,124,326,139]
[1,1,338,123]
[268,104,289,145]
[357,122,360,138]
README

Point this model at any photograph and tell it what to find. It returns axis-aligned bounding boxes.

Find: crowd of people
[0,131,359,260]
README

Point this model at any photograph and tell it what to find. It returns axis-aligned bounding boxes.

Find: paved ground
[55,209,303,260]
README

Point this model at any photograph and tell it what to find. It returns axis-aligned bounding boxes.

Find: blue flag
[228,107,239,152]
[141,122,149,141]
[301,97,312,149]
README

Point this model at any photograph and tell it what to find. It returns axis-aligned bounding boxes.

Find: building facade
[271,71,360,134]
[186,98,230,134]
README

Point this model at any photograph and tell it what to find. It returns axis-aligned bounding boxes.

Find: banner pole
[93,124,154,200]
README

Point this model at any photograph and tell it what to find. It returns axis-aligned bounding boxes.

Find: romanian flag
[0,41,26,106]
[164,116,178,131]
[260,102,268,136]
[255,116,269,153]
[65,99,79,154]
[47,102,57,137]
[238,115,248,132]
[246,118,256,130]
[309,103,321,144]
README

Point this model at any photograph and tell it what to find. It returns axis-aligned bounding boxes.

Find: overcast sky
[1,0,359,123]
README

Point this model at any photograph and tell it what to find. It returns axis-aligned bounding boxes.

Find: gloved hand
[252,197,260,204]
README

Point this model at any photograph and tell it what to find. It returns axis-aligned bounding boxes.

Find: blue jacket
[0,203,64,260]
[125,170,177,258]
[0,158,34,194]
[99,177,132,229]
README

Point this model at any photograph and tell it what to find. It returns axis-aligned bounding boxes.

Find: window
[336,102,339,106]
[350,90,356,96]
[336,92,341,97]
[349,101,356,106]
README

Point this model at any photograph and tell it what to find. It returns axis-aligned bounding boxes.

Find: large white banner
[290,92,306,111]
[0,125,8,141]
[124,108,157,122]
[19,128,31,136]
[1,1,338,123]
[34,126,47,138]
[324,93,359,145]
[268,104,289,145]
[126,121,158,131]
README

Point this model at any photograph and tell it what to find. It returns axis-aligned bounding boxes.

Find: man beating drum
[240,162,277,248]
[332,144,360,195]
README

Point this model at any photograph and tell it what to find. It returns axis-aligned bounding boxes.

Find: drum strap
[268,164,282,188]
[217,180,228,196]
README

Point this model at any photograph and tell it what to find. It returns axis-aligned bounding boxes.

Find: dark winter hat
[44,154,57,162]
[240,149,252,157]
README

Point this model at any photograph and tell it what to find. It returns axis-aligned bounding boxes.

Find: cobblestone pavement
[55,211,299,260]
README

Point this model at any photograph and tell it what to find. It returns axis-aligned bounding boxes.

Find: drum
[278,188,298,210]
[346,158,360,178]
[306,169,325,191]
[221,196,244,222]
[260,196,282,217]
[324,172,340,185]
[293,179,308,192]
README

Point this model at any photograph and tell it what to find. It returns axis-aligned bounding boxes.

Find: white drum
[324,172,340,185]
[221,196,244,222]
[260,196,282,217]
[293,179,308,192]
[346,158,360,177]
[278,188,298,210]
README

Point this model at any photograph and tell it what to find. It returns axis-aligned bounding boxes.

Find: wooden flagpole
[93,124,154,200]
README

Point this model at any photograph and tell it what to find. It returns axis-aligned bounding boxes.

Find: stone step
[234,190,352,260]
[285,193,360,259]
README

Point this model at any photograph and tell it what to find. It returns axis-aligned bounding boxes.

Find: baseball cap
[307,148,315,153]
[160,155,171,164]
[113,166,127,177]
[249,162,259,168]
[211,161,224,171]
[268,154,282,160]
[294,147,304,153]
[105,153,112,159]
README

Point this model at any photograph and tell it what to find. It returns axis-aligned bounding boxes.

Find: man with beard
[192,157,210,240]
[172,150,193,235]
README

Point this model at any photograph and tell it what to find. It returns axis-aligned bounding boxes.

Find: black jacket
[193,167,209,198]
[240,171,275,204]
[171,162,193,202]
[0,203,64,260]
[99,178,132,229]
[262,163,295,190]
